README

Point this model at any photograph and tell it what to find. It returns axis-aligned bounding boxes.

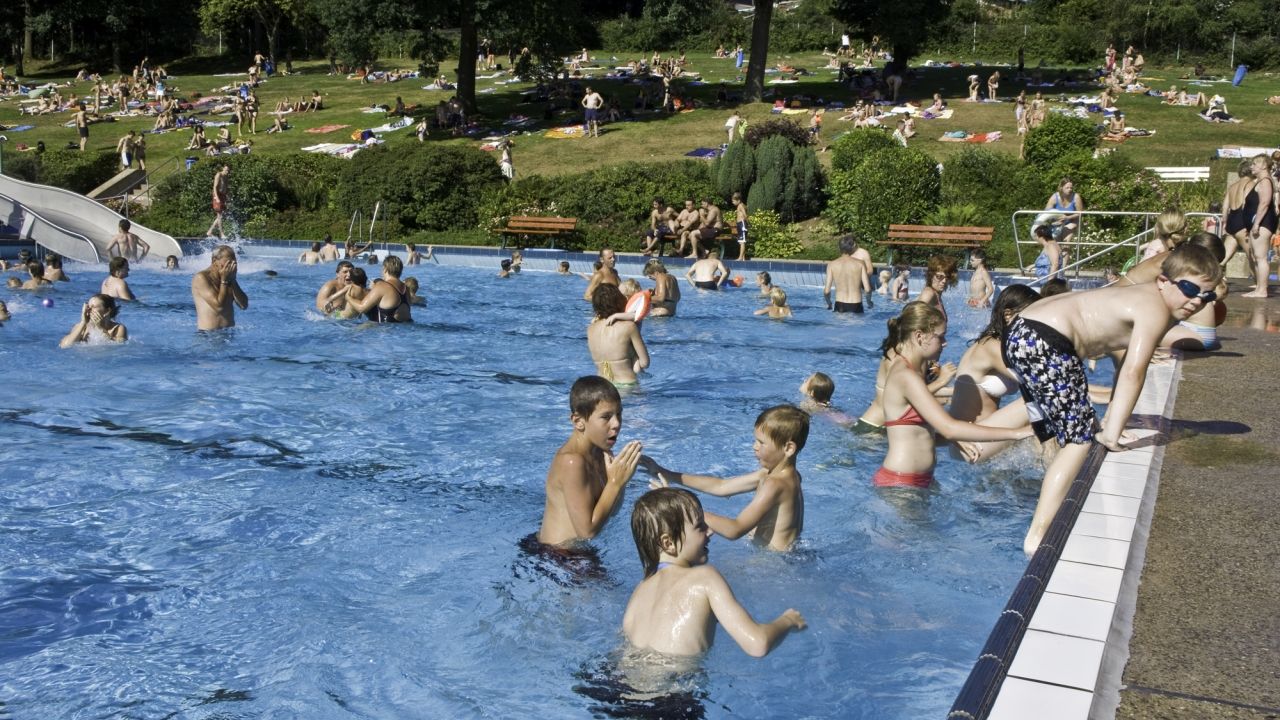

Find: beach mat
[7,124,35,132]
[939,131,1002,143]
[545,126,586,139]
[305,124,350,134]
[684,147,723,159]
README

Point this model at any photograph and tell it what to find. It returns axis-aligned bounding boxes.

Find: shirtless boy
[642,405,809,551]
[622,488,806,657]
[316,261,353,314]
[192,245,249,330]
[642,258,680,317]
[1004,244,1222,555]
[693,198,724,259]
[536,376,643,546]
[107,219,150,262]
[583,247,620,301]
[733,192,749,261]
[21,262,53,290]
[967,249,994,307]
[823,234,871,312]
[674,198,703,256]
[642,198,677,255]
[101,257,136,301]
[685,248,727,289]
[298,242,323,264]
[318,235,340,262]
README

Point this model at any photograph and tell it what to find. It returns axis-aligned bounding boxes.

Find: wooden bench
[1145,166,1211,183]
[496,215,577,249]
[883,224,994,265]
[653,227,736,258]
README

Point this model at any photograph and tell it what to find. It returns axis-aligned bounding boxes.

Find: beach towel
[7,124,35,132]
[939,131,1001,143]
[545,126,586,139]
[920,108,954,120]
[367,117,413,133]
[768,78,799,85]
[305,124,350,134]
[1216,146,1280,159]
[684,147,723,159]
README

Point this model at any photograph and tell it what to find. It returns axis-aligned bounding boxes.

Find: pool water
[0,257,1048,718]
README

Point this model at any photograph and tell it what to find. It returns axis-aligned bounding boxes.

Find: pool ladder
[346,201,389,257]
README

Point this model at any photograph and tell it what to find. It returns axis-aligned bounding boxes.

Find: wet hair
[1187,231,1226,263]
[382,254,403,277]
[642,258,666,276]
[27,261,45,278]
[1154,208,1187,247]
[881,301,945,358]
[770,287,788,306]
[1034,225,1054,241]
[559,261,571,270]
[805,372,834,404]
[90,293,120,320]
[631,487,704,577]
[1161,243,1223,284]
[978,284,1039,341]
[119,219,131,231]
[757,271,771,285]
[211,245,236,262]
[619,279,642,297]
[500,259,512,270]
[570,375,622,420]
[403,276,419,292]
[1040,278,1070,296]
[310,242,322,252]
[46,254,62,269]
[971,248,987,265]
[109,257,129,275]
[337,260,354,272]
[592,283,627,319]
[6,278,19,288]
[165,255,180,268]
[756,404,810,455]
[348,267,368,287]
[593,261,603,271]
[839,234,858,255]
[927,255,958,288]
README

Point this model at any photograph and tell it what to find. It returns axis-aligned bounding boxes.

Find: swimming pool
[0,256,1048,718]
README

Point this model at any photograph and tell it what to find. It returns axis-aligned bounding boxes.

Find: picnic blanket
[684,147,723,159]
[6,124,35,132]
[545,125,586,139]
[1199,113,1242,124]
[1216,146,1280,159]
[305,124,350,134]
[770,107,808,115]
[920,108,954,120]
[767,78,799,85]
[939,131,1001,143]
[367,117,413,133]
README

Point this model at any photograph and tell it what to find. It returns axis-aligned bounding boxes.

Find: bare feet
[1241,289,1269,298]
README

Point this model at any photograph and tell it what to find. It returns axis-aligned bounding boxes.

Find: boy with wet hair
[622,487,806,657]
[21,262,52,290]
[754,287,792,318]
[642,405,809,551]
[536,376,643,546]
[101,257,136,301]
[1003,243,1223,555]
[800,372,835,406]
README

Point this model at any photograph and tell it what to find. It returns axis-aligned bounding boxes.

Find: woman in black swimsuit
[1220,159,1255,268]
[1241,154,1278,298]
[342,255,413,322]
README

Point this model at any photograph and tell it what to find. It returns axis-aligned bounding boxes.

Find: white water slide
[0,173,182,264]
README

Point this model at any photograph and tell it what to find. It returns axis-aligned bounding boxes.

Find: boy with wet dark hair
[101,257,136,301]
[622,487,806,657]
[536,376,643,546]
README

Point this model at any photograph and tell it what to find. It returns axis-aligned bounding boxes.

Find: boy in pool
[642,405,808,551]
[754,287,792,318]
[498,259,514,278]
[800,372,857,425]
[536,376,643,547]
[967,249,994,307]
[21,262,53,290]
[101,257,136,301]
[558,261,572,275]
[1004,244,1222,555]
[622,487,806,657]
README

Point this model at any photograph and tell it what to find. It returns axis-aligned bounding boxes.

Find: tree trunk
[267,17,280,63]
[22,0,34,65]
[455,0,477,115]
[745,0,774,102]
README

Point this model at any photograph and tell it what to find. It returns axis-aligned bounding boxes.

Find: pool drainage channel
[949,356,1180,720]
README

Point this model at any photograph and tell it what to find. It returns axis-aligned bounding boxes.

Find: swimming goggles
[1172,278,1216,302]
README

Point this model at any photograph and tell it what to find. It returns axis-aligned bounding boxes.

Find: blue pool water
[0,255,1046,718]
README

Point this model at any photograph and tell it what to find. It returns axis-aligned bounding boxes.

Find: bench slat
[886,233,993,242]
[888,224,994,233]
[883,240,985,248]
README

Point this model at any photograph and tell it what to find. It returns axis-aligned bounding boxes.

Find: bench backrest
[886,224,994,244]
[507,215,578,231]
[1145,166,1211,183]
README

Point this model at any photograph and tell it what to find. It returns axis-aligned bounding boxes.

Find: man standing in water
[823,234,872,313]
[207,165,230,240]
[192,245,249,330]
[583,247,620,301]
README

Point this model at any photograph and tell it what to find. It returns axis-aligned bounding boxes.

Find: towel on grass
[545,125,586,139]
[939,131,1001,143]
[366,117,413,133]
[684,147,723,159]
[1216,146,1280,158]
[305,124,350,134]
[7,124,35,132]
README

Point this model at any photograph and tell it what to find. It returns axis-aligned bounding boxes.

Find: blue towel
[9,124,35,132]
[684,147,722,159]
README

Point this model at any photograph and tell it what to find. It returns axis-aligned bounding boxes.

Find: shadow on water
[154,688,254,720]
[573,654,720,720]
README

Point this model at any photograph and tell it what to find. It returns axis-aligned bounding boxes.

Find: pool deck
[1111,283,1280,719]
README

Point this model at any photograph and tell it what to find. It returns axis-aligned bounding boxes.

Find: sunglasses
[1172,278,1216,303]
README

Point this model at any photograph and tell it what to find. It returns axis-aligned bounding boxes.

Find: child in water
[754,287,792,318]
[622,487,806,657]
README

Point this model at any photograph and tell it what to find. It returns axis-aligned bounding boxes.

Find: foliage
[830,0,951,65]
[1023,113,1098,169]
[940,147,1044,267]
[826,146,941,248]
[784,146,825,222]
[748,209,804,259]
[924,203,982,227]
[145,155,281,236]
[0,155,42,183]
[744,118,811,148]
[714,141,755,201]
[38,151,124,195]
[829,129,897,173]
[747,136,794,217]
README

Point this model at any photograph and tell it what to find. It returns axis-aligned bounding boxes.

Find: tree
[744,0,773,102]
[830,0,950,67]
[200,0,306,62]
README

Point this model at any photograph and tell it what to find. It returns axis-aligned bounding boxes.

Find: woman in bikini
[1238,154,1277,298]
[341,255,413,323]
[587,284,649,387]
[916,255,957,322]
[875,302,1033,489]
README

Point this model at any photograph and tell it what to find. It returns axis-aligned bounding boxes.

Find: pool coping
[949,355,1181,719]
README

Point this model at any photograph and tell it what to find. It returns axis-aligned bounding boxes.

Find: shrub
[39,151,120,194]
[924,203,982,227]
[0,155,42,183]
[829,129,897,174]
[783,146,824,222]
[826,147,941,252]
[714,141,755,200]
[144,155,280,236]
[744,118,811,148]
[941,148,1045,267]
[748,209,804,259]
[747,135,794,217]
[1023,113,1098,168]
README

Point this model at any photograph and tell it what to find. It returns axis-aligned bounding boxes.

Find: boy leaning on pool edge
[1002,243,1223,556]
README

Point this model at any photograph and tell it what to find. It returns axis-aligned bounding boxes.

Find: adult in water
[192,244,249,330]
[583,247,621,301]
[874,302,1033,489]
[642,258,680,317]
[916,255,957,322]
[587,284,649,387]
[341,255,413,323]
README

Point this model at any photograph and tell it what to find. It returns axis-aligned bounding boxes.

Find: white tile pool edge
[987,355,1180,720]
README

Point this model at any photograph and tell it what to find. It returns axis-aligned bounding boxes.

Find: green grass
[3,50,1278,191]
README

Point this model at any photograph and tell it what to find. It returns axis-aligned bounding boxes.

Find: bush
[744,118,811,148]
[748,209,804,259]
[784,146,824,222]
[144,155,280,237]
[1023,113,1098,168]
[826,147,941,252]
[39,151,121,194]
[924,203,982,227]
[829,129,897,174]
[0,155,42,183]
[941,148,1045,267]
[714,141,755,200]
[747,136,794,217]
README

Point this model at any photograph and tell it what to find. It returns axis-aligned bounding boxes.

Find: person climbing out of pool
[1003,244,1222,555]
[874,302,1033,490]
[685,247,727,289]
[107,219,150,262]
[642,259,680,317]
[316,260,354,315]
[622,487,806,657]
[588,284,649,387]
[192,245,249,331]
[823,234,872,313]
[341,255,413,323]
[916,255,957,322]
[60,294,127,348]
[101,257,136,301]
[535,375,643,547]
[641,405,809,552]
[583,247,621,301]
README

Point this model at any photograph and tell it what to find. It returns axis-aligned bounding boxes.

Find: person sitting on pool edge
[535,375,643,547]
[60,294,127,348]
[192,245,249,331]
[101,257,136,301]
[641,404,809,552]
[622,487,806,658]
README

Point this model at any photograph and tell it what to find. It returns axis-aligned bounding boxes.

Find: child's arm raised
[702,566,806,657]
[641,456,763,497]
[559,441,643,540]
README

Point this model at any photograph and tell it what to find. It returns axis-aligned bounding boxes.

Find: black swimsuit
[366,280,408,323]
[1244,184,1278,233]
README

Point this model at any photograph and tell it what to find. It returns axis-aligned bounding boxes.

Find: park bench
[1145,166,1211,183]
[654,227,736,258]
[883,224,994,266]
[496,215,577,249]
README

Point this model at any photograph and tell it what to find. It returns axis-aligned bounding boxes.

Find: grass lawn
[3,50,1277,197]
